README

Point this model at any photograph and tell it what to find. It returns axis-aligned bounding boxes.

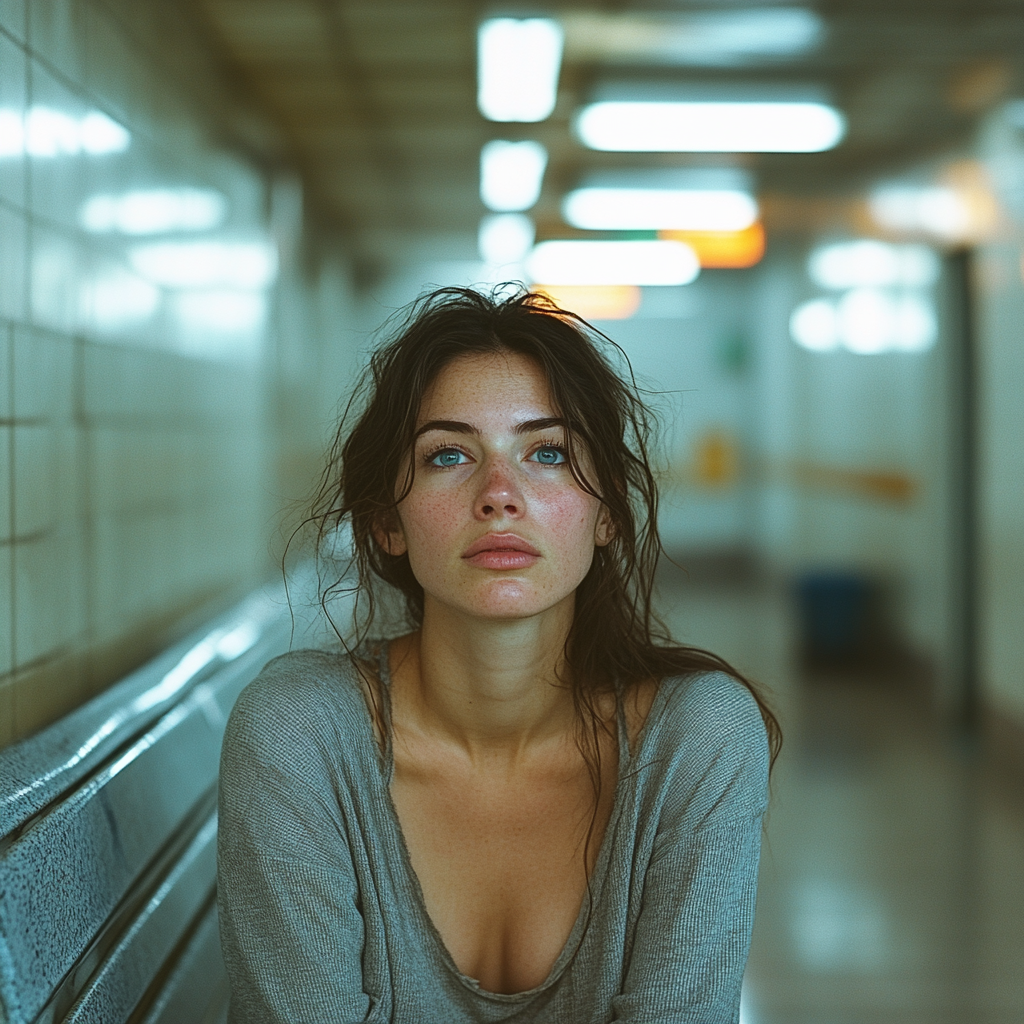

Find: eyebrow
[415,416,566,439]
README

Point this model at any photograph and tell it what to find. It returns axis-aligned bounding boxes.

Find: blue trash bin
[795,570,870,663]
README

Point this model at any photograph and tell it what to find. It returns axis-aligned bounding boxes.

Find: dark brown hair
[304,284,780,879]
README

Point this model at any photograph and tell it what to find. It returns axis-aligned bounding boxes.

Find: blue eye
[532,445,567,465]
[429,448,467,467]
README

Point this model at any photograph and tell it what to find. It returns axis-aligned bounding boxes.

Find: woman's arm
[612,673,770,1024]
[216,665,375,1024]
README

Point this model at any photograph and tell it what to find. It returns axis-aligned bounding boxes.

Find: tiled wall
[0,1,355,746]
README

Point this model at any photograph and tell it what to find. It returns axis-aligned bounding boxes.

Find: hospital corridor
[0,2,1022,1022]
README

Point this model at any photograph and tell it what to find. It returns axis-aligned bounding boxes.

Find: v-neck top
[366,641,631,1001]
[217,646,769,1024]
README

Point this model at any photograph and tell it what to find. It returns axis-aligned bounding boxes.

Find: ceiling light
[869,185,972,240]
[790,291,938,354]
[790,298,839,351]
[837,289,895,354]
[130,242,278,289]
[526,240,699,286]
[479,214,535,265]
[563,188,757,231]
[533,285,641,320]
[892,295,938,352]
[660,223,766,269]
[480,140,547,211]
[563,8,823,66]
[808,241,940,289]
[478,18,563,122]
[576,100,845,152]
[81,188,227,234]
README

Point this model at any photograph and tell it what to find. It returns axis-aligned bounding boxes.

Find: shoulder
[223,649,371,773]
[658,670,768,750]
[647,671,770,824]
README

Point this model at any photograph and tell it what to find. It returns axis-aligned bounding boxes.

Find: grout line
[0,527,55,548]
[7,323,15,682]
[0,641,75,684]
[0,21,26,51]
[77,326,94,673]
[12,28,30,723]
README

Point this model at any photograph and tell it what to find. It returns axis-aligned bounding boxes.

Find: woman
[217,286,780,1023]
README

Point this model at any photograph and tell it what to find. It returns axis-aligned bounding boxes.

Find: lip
[462,533,541,559]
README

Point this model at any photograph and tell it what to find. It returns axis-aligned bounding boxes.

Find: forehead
[417,351,554,424]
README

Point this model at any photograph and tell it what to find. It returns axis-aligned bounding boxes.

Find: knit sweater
[217,646,769,1023]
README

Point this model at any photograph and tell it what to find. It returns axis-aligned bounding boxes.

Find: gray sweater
[217,647,769,1023]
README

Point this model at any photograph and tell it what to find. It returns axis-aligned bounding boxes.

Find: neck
[391,595,578,763]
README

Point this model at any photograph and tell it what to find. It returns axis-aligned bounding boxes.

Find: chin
[462,579,572,621]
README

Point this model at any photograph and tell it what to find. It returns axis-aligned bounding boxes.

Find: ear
[594,505,614,547]
[372,513,408,557]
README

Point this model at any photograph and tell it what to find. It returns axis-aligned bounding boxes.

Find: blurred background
[0,1,1021,1021]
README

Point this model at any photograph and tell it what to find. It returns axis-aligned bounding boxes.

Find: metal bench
[0,580,309,1024]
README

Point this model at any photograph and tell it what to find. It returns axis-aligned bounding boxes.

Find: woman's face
[378,350,612,621]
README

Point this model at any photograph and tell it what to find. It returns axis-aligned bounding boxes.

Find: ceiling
[192,1,1024,272]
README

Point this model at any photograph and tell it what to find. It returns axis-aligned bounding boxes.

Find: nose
[474,458,524,520]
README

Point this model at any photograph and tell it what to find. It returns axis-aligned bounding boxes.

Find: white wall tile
[0,324,10,419]
[29,224,83,334]
[79,2,146,140]
[13,424,57,537]
[13,522,86,663]
[0,31,27,210]
[0,425,10,544]
[0,545,12,740]
[26,59,88,233]
[0,0,26,42]
[12,326,74,421]
[27,0,86,84]
[0,206,28,322]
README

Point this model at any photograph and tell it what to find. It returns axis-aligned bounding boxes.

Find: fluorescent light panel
[478,19,563,122]
[661,223,766,269]
[479,214,535,265]
[563,8,823,66]
[527,240,699,286]
[808,241,940,289]
[480,140,547,212]
[576,100,845,152]
[790,291,937,354]
[869,185,972,240]
[564,188,757,231]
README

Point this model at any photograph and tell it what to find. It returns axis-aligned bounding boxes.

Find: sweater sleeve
[611,673,770,1024]
[216,657,375,1024]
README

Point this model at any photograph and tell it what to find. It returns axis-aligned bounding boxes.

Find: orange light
[532,284,641,320]
[659,222,765,269]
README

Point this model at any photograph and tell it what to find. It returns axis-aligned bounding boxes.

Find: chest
[388,739,618,995]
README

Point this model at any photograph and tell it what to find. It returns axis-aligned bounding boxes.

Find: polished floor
[656,573,1024,1024]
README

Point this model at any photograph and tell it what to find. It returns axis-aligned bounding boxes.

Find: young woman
[217,287,780,1023]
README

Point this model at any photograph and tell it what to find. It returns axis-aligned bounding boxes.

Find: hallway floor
[656,573,1024,1024]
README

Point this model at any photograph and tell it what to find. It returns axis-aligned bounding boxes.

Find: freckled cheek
[398,492,464,558]
[532,491,601,554]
